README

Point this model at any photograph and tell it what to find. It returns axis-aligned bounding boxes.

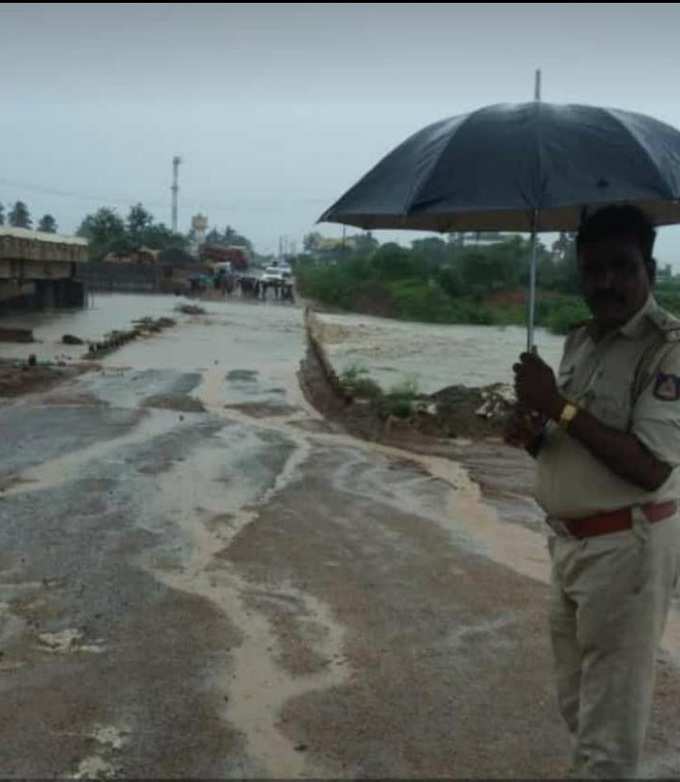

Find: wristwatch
[558,401,579,431]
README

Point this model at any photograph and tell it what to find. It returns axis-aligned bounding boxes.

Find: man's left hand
[513,352,564,420]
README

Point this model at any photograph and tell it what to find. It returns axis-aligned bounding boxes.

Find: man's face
[578,235,651,329]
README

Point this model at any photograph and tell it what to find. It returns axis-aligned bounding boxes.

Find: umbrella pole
[527,210,539,353]
[527,69,541,353]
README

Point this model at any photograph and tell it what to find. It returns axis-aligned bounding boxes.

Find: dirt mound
[299,310,514,442]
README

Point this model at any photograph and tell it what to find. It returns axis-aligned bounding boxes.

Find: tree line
[0,200,57,233]
[295,231,587,332]
[0,199,256,263]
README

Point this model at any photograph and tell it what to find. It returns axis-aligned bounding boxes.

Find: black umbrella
[319,100,680,348]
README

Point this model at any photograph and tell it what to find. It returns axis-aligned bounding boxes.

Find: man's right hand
[504,408,546,451]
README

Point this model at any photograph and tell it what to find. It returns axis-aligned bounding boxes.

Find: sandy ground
[1,298,679,779]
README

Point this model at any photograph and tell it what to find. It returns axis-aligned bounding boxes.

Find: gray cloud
[2,3,680,262]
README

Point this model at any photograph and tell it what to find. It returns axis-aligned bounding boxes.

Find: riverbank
[297,308,546,537]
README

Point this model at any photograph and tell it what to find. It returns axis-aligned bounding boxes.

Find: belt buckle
[546,515,573,538]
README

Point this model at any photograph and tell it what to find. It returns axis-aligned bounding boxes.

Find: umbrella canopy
[319,102,680,233]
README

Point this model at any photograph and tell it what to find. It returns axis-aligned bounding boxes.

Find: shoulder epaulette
[646,307,680,342]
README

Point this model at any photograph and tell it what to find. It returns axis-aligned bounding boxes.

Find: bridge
[0,227,89,311]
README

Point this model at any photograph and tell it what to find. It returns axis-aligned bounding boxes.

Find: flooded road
[1,295,679,778]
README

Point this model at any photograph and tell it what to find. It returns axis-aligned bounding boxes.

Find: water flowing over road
[1,294,678,778]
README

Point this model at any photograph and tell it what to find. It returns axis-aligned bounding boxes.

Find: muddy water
[0,294,179,362]
[314,311,565,392]
[72,296,680,668]
[1,294,565,390]
[2,292,677,575]
[0,294,306,405]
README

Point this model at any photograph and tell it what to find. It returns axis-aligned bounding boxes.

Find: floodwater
[0,292,304,369]
[310,311,565,393]
[1,293,565,393]
[1,293,680,777]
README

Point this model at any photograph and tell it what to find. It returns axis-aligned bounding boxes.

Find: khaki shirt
[535,296,680,519]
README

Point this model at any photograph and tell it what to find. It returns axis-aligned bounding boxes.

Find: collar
[618,295,656,339]
[586,296,655,342]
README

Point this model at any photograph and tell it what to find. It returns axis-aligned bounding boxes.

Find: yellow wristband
[558,401,579,430]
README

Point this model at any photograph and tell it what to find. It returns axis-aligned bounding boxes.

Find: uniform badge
[653,372,680,401]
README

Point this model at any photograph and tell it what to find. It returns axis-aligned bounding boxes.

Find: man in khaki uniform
[506,205,680,778]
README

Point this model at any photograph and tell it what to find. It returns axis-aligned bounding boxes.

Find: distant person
[505,205,680,778]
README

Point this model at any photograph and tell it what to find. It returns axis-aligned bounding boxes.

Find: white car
[213,261,232,275]
[261,266,285,283]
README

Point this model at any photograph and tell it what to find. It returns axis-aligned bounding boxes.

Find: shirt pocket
[587,387,631,430]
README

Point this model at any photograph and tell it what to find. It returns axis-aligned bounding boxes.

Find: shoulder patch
[653,372,680,401]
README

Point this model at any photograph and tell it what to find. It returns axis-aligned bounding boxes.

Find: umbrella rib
[404,111,480,214]
[604,108,676,199]
[406,104,546,220]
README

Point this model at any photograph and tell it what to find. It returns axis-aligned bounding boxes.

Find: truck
[199,244,250,272]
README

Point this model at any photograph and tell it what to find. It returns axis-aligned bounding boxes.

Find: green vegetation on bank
[339,364,422,419]
[294,232,680,335]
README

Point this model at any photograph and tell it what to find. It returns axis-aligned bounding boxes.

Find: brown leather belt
[552,500,678,539]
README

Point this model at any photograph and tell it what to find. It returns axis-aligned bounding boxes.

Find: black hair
[576,204,657,283]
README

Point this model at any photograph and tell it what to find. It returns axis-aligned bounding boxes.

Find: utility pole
[171,156,182,233]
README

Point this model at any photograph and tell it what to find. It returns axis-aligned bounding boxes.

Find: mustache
[589,291,625,305]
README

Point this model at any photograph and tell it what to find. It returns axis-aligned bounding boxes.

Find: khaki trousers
[548,510,680,778]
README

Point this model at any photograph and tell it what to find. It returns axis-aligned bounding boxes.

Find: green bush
[371,243,421,281]
[435,266,464,297]
[339,364,383,400]
[386,280,453,322]
[379,377,421,418]
[541,297,590,334]
[296,243,600,335]
[656,291,680,317]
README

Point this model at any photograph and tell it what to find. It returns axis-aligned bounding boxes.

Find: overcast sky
[3,2,680,263]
